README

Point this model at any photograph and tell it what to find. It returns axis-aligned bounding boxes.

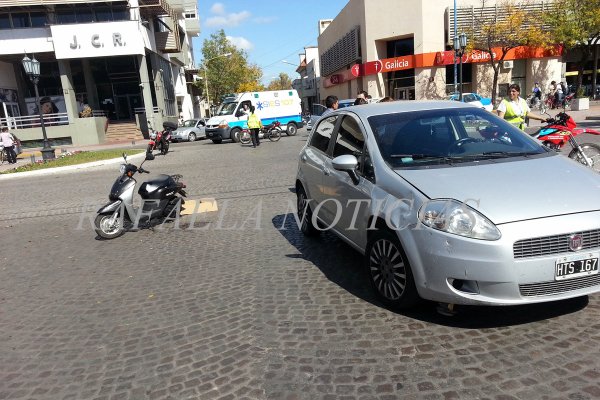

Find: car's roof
[332,100,476,118]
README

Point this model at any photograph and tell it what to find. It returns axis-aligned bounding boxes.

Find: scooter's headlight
[119,164,126,174]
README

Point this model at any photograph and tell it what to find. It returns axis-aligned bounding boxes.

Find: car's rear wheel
[188,133,196,142]
[365,230,419,309]
[296,186,320,236]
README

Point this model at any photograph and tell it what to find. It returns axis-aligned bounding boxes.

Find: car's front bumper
[171,133,189,141]
[402,211,600,305]
[206,127,227,140]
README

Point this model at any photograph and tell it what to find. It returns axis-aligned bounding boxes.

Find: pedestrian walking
[247,105,262,148]
[0,126,17,164]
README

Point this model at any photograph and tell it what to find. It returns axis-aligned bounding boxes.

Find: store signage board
[51,21,145,59]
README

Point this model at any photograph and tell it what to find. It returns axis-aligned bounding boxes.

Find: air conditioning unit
[503,60,514,69]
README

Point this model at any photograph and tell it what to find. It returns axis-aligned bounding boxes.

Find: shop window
[95,8,112,22]
[57,10,77,24]
[0,14,10,29]
[11,13,30,28]
[30,12,46,27]
[112,7,129,21]
[77,9,94,23]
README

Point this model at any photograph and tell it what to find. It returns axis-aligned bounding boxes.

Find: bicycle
[0,144,5,164]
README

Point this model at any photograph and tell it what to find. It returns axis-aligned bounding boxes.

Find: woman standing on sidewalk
[0,126,17,164]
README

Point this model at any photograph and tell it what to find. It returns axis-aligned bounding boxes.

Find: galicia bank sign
[51,21,145,59]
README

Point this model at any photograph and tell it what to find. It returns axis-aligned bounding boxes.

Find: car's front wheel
[296,186,320,236]
[188,133,196,142]
[365,230,419,309]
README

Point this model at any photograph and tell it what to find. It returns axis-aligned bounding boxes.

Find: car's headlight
[218,120,228,129]
[418,199,501,240]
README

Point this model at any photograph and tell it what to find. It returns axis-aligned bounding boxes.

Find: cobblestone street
[1,130,599,400]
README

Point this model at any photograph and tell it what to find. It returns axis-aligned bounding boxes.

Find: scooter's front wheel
[568,143,600,172]
[94,213,124,239]
[160,141,170,155]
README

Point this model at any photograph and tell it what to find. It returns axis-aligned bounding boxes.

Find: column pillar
[138,54,158,132]
[149,54,167,118]
[82,59,99,109]
[57,59,78,121]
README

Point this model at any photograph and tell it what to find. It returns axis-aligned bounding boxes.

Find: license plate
[555,252,599,280]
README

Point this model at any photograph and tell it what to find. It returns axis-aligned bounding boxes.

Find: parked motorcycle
[239,120,282,144]
[530,112,600,172]
[147,121,177,155]
[94,152,187,239]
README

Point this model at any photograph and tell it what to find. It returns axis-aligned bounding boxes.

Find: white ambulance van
[205,90,303,144]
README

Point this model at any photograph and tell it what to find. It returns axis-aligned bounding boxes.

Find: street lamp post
[453,33,468,101]
[22,54,55,160]
[201,52,232,117]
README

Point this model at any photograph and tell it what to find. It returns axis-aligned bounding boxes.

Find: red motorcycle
[531,112,600,171]
[147,121,177,155]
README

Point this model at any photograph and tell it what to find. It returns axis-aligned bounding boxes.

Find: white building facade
[0,0,200,145]
[318,0,568,103]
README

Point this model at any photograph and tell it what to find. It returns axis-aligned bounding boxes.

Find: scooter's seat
[138,174,176,198]
[145,174,174,187]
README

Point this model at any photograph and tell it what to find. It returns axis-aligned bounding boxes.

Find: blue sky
[192,1,349,85]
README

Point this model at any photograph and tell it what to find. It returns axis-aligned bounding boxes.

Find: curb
[0,152,145,180]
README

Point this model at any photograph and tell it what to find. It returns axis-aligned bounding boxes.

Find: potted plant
[571,87,589,111]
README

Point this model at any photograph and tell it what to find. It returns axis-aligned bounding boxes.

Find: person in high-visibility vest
[247,105,263,148]
[497,83,548,130]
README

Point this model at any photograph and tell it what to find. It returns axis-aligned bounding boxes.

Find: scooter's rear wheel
[94,213,124,239]
[568,143,600,172]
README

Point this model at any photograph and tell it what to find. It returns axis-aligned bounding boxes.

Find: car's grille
[519,274,600,297]
[513,229,600,259]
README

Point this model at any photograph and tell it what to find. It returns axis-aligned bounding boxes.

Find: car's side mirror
[332,154,360,185]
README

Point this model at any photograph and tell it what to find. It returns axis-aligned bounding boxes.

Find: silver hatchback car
[296,101,600,309]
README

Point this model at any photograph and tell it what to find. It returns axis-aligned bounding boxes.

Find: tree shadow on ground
[272,213,589,328]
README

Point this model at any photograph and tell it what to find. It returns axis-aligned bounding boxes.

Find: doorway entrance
[115,94,142,121]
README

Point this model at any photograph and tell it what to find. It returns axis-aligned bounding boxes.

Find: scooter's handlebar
[138,167,150,174]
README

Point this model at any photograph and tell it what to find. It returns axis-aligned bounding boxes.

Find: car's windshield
[368,108,548,168]
[216,102,238,116]
[182,120,197,127]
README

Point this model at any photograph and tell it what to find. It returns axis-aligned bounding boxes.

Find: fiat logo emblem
[568,234,583,251]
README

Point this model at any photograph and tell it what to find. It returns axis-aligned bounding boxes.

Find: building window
[30,12,47,27]
[11,13,30,28]
[386,38,415,100]
[0,15,10,29]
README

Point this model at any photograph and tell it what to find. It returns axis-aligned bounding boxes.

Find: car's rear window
[368,108,548,168]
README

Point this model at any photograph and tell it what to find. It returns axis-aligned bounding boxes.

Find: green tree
[237,64,265,92]
[196,30,264,108]
[466,0,551,104]
[267,73,293,90]
[544,0,600,96]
